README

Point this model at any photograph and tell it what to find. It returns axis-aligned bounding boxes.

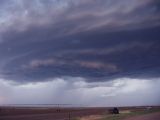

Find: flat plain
[0,106,160,120]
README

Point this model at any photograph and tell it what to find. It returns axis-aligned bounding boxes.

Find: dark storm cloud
[0,0,160,83]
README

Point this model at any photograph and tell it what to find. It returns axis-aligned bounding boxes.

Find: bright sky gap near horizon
[0,0,160,107]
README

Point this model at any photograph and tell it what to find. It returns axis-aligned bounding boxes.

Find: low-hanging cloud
[0,77,160,106]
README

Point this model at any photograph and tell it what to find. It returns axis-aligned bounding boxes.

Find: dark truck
[108,107,119,114]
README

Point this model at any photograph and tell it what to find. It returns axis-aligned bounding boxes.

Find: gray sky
[0,0,160,106]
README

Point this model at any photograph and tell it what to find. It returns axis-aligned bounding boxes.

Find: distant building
[146,106,152,110]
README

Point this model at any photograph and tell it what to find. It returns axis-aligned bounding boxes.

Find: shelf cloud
[0,0,160,106]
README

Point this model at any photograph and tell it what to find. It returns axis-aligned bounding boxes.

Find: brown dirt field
[124,112,160,120]
[0,107,106,120]
[0,106,160,120]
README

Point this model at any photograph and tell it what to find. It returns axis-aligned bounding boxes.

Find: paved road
[125,112,160,120]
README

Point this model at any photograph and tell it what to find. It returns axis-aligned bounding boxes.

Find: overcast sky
[0,0,160,107]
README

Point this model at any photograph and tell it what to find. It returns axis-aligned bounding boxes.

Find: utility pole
[69,112,71,120]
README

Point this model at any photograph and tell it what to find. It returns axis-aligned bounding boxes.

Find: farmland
[0,106,160,120]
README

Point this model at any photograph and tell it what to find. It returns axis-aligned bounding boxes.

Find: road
[125,112,160,120]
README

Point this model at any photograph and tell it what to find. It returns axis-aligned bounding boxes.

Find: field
[0,106,160,120]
